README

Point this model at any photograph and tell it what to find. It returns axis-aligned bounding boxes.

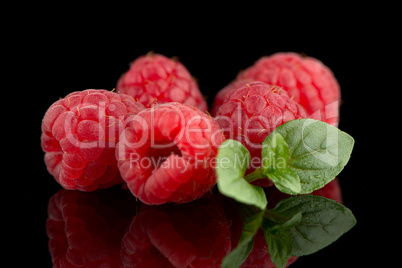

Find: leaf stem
[244,167,266,183]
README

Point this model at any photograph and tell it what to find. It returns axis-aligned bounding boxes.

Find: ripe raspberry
[212,52,340,125]
[41,89,145,191]
[117,102,225,204]
[116,53,208,111]
[46,188,138,267]
[120,197,231,267]
[215,81,307,186]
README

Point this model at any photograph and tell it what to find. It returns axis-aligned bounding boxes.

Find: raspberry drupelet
[41,89,145,191]
[116,53,208,112]
[211,78,254,116]
[116,102,225,205]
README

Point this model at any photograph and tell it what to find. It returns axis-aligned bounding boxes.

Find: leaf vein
[293,225,313,243]
[290,143,337,163]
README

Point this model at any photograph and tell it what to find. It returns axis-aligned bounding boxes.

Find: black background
[14,18,391,267]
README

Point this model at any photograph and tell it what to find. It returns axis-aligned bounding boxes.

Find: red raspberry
[41,89,145,191]
[120,197,231,267]
[117,102,225,204]
[46,188,138,267]
[212,52,340,125]
[215,81,307,186]
[116,53,208,112]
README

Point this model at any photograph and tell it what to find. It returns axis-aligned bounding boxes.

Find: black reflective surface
[39,179,350,267]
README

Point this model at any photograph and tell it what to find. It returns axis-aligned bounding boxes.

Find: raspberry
[116,53,208,112]
[215,81,307,186]
[212,52,340,125]
[117,102,225,204]
[41,89,145,191]
[120,197,231,267]
[46,188,138,267]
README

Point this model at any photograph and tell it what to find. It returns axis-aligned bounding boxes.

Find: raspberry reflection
[46,188,139,267]
[121,194,231,267]
[46,179,343,267]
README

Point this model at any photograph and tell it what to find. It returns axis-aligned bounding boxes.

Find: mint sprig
[215,118,356,267]
[216,119,354,200]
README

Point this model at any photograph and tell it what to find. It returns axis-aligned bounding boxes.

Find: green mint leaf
[264,119,354,194]
[262,133,291,173]
[268,195,357,256]
[221,205,265,268]
[261,133,302,194]
[266,168,301,195]
[261,133,301,194]
[216,139,267,210]
[263,226,293,268]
